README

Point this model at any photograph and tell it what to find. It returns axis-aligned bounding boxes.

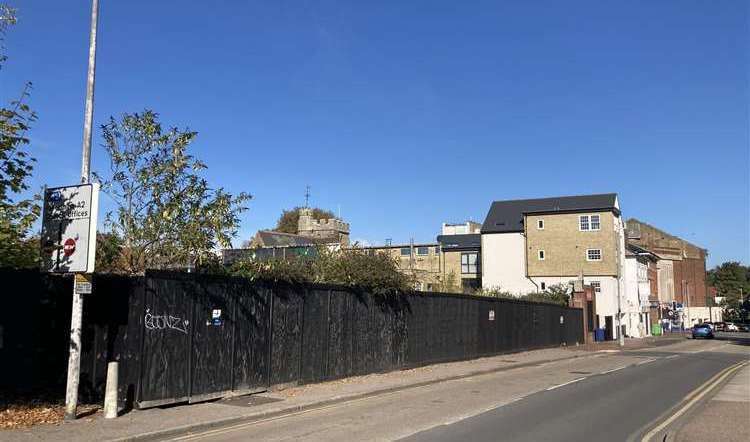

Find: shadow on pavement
[712,333,750,346]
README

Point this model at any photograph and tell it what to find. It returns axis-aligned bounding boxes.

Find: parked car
[737,323,749,333]
[692,323,714,339]
[713,322,726,332]
[726,323,740,332]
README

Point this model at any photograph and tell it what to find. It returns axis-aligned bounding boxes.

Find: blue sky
[2,1,748,266]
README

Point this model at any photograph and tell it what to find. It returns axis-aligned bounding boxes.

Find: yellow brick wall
[443,250,480,280]
[369,246,442,289]
[525,211,619,277]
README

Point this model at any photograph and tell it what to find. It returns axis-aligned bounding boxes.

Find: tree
[437,270,461,293]
[95,232,124,273]
[708,261,750,322]
[274,207,334,234]
[0,5,40,268]
[94,110,251,273]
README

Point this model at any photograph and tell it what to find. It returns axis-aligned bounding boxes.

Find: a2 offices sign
[40,183,99,274]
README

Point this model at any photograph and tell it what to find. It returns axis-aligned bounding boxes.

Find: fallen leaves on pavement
[0,401,100,430]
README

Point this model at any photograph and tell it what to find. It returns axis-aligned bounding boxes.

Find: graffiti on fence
[144,308,189,334]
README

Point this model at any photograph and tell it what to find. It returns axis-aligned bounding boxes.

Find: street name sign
[40,183,99,273]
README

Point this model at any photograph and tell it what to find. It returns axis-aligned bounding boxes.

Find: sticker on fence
[210,308,223,326]
[489,310,495,321]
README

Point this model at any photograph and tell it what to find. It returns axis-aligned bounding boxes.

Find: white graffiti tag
[144,308,189,334]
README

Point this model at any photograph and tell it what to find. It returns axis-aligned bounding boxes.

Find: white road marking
[641,361,748,442]
[600,366,627,374]
[665,354,679,359]
[636,358,656,366]
[546,377,586,391]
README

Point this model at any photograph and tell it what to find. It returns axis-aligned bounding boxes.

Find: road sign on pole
[40,183,99,273]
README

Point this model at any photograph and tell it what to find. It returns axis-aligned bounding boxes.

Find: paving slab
[674,363,750,442]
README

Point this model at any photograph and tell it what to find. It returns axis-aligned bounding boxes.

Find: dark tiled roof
[481,193,618,234]
[437,234,481,250]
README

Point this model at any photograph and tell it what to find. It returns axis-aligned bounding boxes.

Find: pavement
[2,334,746,441]
[673,360,750,442]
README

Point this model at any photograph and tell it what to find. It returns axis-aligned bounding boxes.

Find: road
[168,337,749,442]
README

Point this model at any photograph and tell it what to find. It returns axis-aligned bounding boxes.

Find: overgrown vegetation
[708,261,750,322]
[228,246,413,296]
[93,110,251,273]
[435,270,462,293]
[475,283,571,306]
[0,4,40,269]
[273,206,335,234]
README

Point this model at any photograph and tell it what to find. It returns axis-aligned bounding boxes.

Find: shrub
[228,246,413,296]
[474,283,570,306]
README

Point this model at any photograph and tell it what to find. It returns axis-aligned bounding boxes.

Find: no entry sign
[63,238,77,257]
[40,183,99,273]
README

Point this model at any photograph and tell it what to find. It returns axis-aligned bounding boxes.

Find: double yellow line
[641,360,748,441]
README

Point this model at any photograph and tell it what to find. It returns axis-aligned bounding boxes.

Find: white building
[480,193,630,340]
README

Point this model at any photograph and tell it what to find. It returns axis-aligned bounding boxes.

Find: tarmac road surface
[167,338,748,441]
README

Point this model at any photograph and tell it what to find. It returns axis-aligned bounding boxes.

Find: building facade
[480,193,628,340]
[361,243,442,291]
[623,243,659,337]
[437,222,482,293]
[626,218,712,326]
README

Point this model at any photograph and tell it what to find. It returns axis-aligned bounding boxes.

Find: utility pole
[616,220,624,346]
[64,0,99,421]
[685,280,691,328]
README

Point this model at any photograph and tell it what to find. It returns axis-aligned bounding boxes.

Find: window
[540,282,546,291]
[538,250,545,260]
[579,215,590,231]
[400,247,411,257]
[590,281,601,293]
[590,214,601,230]
[537,219,544,230]
[416,246,429,256]
[461,252,478,274]
[580,214,601,231]
[587,249,602,261]
[434,246,440,255]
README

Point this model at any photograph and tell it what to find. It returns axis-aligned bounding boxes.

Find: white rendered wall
[480,233,537,294]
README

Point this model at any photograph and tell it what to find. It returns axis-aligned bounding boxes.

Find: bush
[474,283,570,306]
[229,256,313,284]
[228,246,413,296]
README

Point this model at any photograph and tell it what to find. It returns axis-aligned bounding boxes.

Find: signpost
[41,184,99,274]
[42,0,101,421]
[40,183,99,421]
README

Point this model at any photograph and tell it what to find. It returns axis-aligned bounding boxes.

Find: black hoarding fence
[0,270,584,409]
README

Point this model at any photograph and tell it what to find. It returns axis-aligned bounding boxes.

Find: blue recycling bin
[595,328,605,342]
